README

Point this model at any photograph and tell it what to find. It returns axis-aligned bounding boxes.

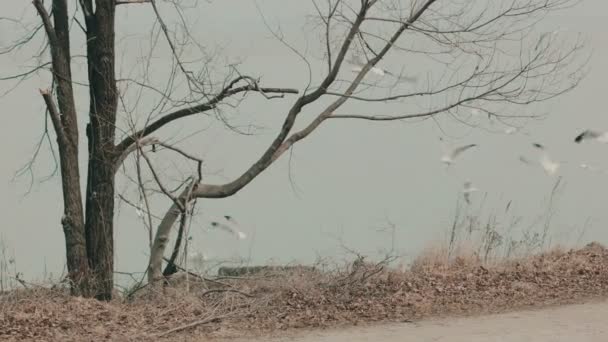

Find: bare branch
[192,0,438,198]
[134,148,155,249]
[115,76,298,154]
[38,89,66,145]
[139,148,183,210]
[32,0,57,46]
[115,135,160,172]
[156,312,235,338]
[189,0,375,199]
[116,0,150,4]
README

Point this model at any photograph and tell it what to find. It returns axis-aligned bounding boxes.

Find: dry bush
[2,243,608,341]
[410,242,481,274]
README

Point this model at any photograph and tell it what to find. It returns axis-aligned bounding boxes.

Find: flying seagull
[469,107,494,120]
[187,251,209,264]
[519,155,533,165]
[462,181,479,205]
[348,55,417,83]
[579,163,607,174]
[209,215,247,240]
[440,138,477,166]
[504,126,531,136]
[574,130,608,144]
[532,143,561,176]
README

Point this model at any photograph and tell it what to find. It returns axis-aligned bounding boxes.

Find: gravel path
[231,300,608,342]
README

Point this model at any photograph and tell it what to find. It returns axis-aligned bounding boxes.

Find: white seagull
[209,215,247,240]
[502,125,530,136]
[579,163,607,174]
[532,143,561,176]
[519,155,533,165]
[348,55,417,83]
[462,181,479,205]
[574,130,608,144]
[440,137,477,166]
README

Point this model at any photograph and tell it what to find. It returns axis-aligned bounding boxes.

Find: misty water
[1,1,608,288]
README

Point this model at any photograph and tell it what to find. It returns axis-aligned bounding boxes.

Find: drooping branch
[115,135,159,172]
[189,0,438,199]
[115,76,298,155]
[188,0,584,201]
[182,1,376,200]
[144,1,385,281]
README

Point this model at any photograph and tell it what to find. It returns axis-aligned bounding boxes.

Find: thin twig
[156,313,233,337]
[200,288,254,298]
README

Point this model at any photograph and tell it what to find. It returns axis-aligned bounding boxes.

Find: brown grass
[2,242,608,341]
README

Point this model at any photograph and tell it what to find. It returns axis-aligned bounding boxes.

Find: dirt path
[227,300,608,342]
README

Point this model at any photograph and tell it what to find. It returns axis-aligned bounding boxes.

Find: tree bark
[148,184,194,283]
[58,142,90,295]
[162,212,187,277]
[82,0,119,300]
[84,161,116,300]
[34,0,90,296]
[148,201,182,282]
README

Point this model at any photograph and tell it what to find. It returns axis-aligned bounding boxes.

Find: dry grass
[1,242,608,341]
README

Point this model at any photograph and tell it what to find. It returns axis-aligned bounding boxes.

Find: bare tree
[1,0,586,300]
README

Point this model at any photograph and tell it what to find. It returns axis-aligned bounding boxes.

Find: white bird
[574,130,608,144]
[348,55,416,83]
[462,181,479,205]
[440,138,477,166]
[350,64,387,77]
[502,125,531,136]
[209,215,247,240]
[188,251,209,263]
[579,163,607,174]
[519,155,533,165]
[532,143,561,176]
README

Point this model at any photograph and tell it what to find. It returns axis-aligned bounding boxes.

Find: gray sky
[1,1,607,282]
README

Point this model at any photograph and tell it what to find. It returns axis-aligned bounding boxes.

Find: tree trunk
[84,157,116,300]
[148,184,194,283]
[162,212,187,277]
[82,1,118,300]
[148,200,183,283]
[58,141,90,296]
[32,0,90,296]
